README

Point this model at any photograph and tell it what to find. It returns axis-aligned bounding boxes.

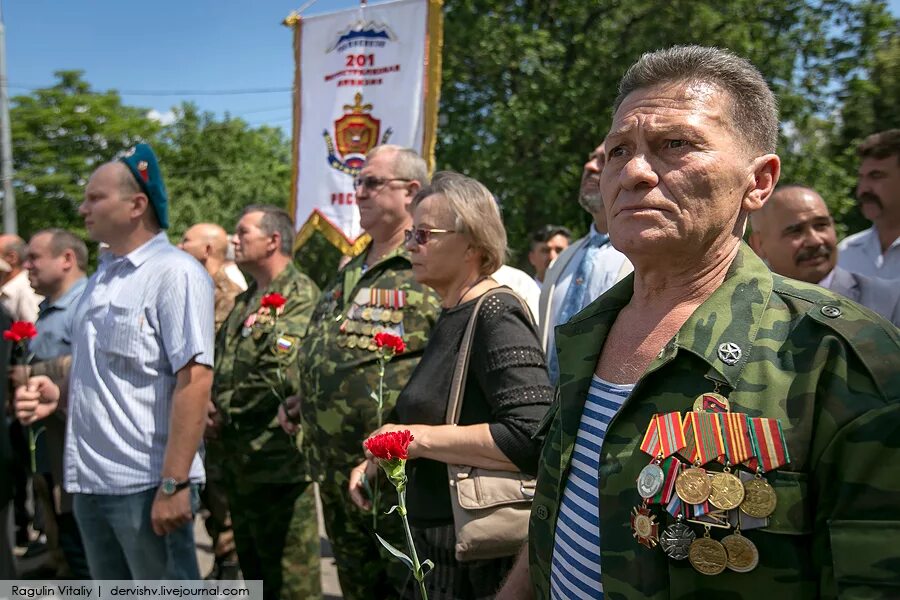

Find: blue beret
[119,143,169,229]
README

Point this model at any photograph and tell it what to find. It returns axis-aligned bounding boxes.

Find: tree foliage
[437,0,898,263]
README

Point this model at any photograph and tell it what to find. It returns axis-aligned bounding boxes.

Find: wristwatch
[160,477,191,495]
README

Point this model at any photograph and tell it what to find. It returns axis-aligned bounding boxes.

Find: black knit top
[393,288,554,528]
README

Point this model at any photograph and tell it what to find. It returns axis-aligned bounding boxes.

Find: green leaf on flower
[421,559,435,577]
[376,533,414,571]
[385,504,399,515]
[370,390,379,402]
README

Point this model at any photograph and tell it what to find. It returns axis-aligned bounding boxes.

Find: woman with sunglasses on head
[349,172,553,599]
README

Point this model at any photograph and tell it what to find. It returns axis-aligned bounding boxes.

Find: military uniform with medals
[213,262,320,600]
[528,244,900,599]
[298,246,441,599]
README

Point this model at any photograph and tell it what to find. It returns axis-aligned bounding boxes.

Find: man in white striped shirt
[15,144,214,579]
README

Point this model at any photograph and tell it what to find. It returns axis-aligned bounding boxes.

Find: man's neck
[205,257,224,278]
[107,228,159,257]
[46,272,86,304]
[367,226,407,267]
[246,255,291,290]
[874,219,900,253]
[591,212,608,235]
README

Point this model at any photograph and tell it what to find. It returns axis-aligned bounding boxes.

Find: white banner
[288,0,442,254]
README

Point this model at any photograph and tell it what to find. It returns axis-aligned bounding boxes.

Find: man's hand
[348,459,379,511]
[10,365,28,388]
[151,487,193,536]
[205,400,222,439]
[14,376,61,425]
[277,394,302,435]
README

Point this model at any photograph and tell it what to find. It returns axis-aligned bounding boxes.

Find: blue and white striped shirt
[550,375,632,599]
[64,233,215,495]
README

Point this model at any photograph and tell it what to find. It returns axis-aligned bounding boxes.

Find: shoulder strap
[445,287,533,425]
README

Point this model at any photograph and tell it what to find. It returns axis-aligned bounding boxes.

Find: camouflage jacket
[213,262,319,483]
[529,243,900,599]
[298,245,441,479]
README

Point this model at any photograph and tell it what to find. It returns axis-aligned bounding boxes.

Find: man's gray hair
[241,204,296,256]
[614,45,779,154]
[367,145,430,186]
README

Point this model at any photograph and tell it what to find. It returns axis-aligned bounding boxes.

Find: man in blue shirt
[15,144,214,580]
[20,228,89,577]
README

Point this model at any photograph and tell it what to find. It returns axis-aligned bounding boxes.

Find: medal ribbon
[653,456,682,505]
[694,412,725,465]
[657,412,686,458]
[678,412,698,464]
[639,415,660,458]
[719,412,754,466]
[749,417,791,472]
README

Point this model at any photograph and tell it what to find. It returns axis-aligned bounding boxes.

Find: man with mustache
[749,185,900,326]
[837,129,900,279]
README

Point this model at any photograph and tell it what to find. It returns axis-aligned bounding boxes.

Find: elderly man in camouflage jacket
[498,46,900,600]
[280,145,441,599]
[213,205,320,599]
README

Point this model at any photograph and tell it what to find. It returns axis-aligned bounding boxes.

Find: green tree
[10,70,160,238]
[437,0,898,263]
[156,102,292,239]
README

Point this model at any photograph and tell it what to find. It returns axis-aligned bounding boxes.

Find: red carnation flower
[261,293,287,310]
[374,332,406,355]
[364,430,415,461]
[3,321,37,343]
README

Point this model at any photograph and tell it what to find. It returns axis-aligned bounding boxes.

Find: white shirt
[0,269,43,322]
[65,233,215,495]
[492,265,541,322]
[837,226,900,280]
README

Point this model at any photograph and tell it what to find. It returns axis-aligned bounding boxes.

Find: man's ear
[743,154,780,213]
[130,192,151,220]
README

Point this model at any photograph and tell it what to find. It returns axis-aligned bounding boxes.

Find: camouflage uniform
[298,246,441,599]
[202,266,245,572]
[213,263,321,600]
[529,243,900,599]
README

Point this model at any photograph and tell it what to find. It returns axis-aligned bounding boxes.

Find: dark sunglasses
[404,228,456,245]
[353,176,412,190]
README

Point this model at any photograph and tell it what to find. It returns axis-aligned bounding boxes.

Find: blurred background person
[838,129,900,279]
[527,225,572,286]
[0,302,14,578]
[349,172,553,600]
[178,222,243,580]
[749,185,900,326]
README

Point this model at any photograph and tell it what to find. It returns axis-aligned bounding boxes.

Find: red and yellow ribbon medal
[633,413,685,548]
[741,418,790,519]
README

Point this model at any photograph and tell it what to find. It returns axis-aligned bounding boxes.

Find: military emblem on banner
[323,93,393,175]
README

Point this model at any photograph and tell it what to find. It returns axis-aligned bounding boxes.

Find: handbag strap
[445,287,534,425]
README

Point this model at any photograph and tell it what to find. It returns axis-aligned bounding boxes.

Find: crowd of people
[1,45,899,600]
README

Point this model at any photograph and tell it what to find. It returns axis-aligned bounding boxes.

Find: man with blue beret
[15,143,216,579]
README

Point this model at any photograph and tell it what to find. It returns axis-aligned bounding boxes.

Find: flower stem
[398,490,427,600]
[373,360,385,529]
[28,426,36,473]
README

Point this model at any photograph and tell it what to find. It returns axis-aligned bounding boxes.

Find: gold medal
[337,336,347,348]
[692,392,730,413]
[380,309,392,323]
[629,506,659,548]
[372,325,385,336]
[361,323,374,336]
[688,535,728,575]
[722,533,759,573]
[675,467,711,504]
[346,335,358,349]
[740,477,777,518]
[708,472,745,510]
[390,310,404,324]
[361,307,373,321]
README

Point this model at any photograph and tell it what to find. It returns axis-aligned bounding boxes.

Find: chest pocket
[97,303,150,359]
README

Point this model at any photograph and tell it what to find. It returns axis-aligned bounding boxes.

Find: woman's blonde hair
[411,171,507,275]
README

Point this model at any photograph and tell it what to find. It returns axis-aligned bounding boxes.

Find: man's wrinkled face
[355,151,415,235]
[856,156,900,224]
[600,81,754,257]
[751,190,837,283]
[232,212,273,266]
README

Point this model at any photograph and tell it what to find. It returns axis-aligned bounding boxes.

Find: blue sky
[4,0,899,131]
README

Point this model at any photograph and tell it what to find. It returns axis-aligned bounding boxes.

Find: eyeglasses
[404,228,456,245]
[353,176,412,190]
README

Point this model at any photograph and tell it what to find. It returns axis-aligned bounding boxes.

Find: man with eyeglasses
[279,145,441,599]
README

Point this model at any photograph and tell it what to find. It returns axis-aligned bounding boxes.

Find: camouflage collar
[245,261,304,296]
[560,242,772,391]
[343,242,412,272]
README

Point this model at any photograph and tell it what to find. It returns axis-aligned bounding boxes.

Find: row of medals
[336,305,404,350]
[631,398,779,576]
